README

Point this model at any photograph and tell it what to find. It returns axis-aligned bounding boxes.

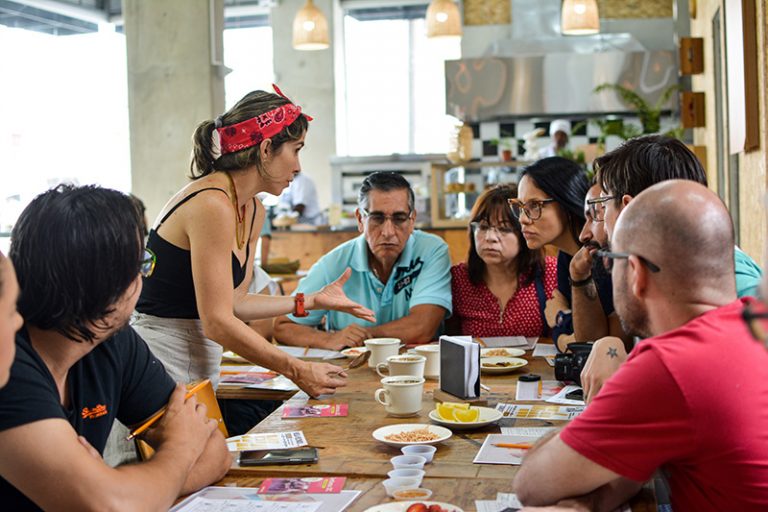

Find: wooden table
[212,346,656,511]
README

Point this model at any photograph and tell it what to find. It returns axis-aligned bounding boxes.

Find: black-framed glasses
[742,300,768,345]
[595,250,661,273]
[362,209,413,228]
[140,248,156,278]
[470,221,517,238]
[586,195,616,222]
[507,198,556,221]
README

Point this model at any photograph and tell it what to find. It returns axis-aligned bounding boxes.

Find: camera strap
[534,268,550,337]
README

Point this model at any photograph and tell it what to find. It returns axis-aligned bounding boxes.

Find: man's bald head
[614,180,736,299]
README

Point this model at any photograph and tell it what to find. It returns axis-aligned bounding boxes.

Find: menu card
[282,404,348,418]
[258,477,345,494]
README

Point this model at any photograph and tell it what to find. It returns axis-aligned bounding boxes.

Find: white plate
[480,347,525,358]
[428,406,503,430]
[480,356,528,374]
[340,347,369,358]
[363,501,464,512]
[372,424,453,447]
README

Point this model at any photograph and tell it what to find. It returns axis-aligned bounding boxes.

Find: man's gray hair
[358,171,415,212]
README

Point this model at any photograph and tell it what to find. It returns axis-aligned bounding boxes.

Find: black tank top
[136,187,257,319]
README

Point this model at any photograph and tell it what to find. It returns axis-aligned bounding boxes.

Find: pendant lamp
[426,0,462,39]
[293,0,330,50]
[561,0,600,35]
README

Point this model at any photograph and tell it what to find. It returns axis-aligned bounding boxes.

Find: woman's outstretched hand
[311,268,377,323]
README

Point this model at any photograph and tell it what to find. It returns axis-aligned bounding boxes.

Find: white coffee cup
[375,376,425,417]
[376,354,426,378]
[365,338,401,368]
[414,344,440,379]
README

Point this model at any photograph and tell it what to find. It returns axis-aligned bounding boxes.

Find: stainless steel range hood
[446,0,678,121]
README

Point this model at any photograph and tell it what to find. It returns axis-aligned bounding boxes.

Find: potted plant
[593,82,681,135]
[491,131,516,161]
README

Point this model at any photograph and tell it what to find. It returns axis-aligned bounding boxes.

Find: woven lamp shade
[293,0,330,50]
[426,0,462,38]
[561,0,600,35]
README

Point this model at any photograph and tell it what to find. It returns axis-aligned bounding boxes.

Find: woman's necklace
[224,172,246,250]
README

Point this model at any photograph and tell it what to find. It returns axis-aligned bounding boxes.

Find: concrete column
[124,0,225,223]
[271,0,336,210]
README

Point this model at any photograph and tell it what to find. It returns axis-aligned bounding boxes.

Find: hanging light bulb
[426,0,462,39]
[561,0,600,35]
[293,0,329,50]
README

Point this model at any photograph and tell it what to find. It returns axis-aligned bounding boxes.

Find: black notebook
[439,335,480,399]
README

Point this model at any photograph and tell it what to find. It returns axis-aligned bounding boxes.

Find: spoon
[333,350,371,375]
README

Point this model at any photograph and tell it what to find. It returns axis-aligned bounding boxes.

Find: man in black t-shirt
[0,185,231,511]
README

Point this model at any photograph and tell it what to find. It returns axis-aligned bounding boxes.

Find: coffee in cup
[364,338,401,367]
[374,375,425,417]
[376,354,426,379]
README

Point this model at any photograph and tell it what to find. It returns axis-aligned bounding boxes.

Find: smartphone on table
[238,447,319,466]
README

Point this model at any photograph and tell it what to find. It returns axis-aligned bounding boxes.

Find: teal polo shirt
[735,246,762,298]
[289,230,452,333]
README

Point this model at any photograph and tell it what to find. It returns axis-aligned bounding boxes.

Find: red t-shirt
[450,257,557,337]
[560,299,768,511]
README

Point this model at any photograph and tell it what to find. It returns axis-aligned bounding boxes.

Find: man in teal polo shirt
[274,172,451,350]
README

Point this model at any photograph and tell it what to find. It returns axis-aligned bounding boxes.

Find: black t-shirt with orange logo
[0,326,175,510]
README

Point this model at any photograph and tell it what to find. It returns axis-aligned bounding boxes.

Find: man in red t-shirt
[514,181,768,511]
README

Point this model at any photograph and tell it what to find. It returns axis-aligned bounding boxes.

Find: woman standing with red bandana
[132,87,375,410]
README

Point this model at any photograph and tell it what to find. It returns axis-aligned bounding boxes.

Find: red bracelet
[294,293,309,317]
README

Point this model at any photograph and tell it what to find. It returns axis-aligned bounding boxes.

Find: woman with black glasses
[510,157,596,350]
[448,185,557,337]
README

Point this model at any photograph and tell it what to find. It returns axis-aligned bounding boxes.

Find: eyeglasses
[140,248,156,278]
[470,221,517,238]
[507,198,556,221]
[595,250,660,273]
[362,209,413,228]
[586,195,616,223]
[742,300,768,345]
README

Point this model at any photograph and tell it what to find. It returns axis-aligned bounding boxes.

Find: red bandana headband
[216,84,313,155]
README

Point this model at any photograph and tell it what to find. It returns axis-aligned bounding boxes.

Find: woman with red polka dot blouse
[448,185,557,337]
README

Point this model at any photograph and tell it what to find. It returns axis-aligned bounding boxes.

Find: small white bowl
[392,487,434,501]
[390,454,427,470]
[387,468,425,486]
[401,444,436,463]
[381,477,420,497]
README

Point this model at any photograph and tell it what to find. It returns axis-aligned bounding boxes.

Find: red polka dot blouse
[450,256,558,337]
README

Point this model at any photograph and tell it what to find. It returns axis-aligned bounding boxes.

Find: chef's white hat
[549,119,571,136]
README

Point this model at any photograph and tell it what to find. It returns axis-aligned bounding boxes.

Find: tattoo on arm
[607,347,618,358]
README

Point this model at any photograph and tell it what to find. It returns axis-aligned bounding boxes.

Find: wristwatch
[293,293,310,317]
[569,275,593,288]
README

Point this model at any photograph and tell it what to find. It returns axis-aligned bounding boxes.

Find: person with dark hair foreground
[576,135,762,402]
[448,184,557,337]
[0,185,230,511]
[134,86,374,402]
[274,171,452,348]
[514,181,768,512]
[510,157,594,350]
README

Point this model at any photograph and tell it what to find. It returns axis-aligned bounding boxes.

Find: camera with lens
[554,342,594,385]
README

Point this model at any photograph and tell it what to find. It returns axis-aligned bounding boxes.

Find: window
[0,24,130,247]
[224,25,274,109]
[339,8,461,156]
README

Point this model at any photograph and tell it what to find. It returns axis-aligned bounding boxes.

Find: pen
[126,379,210,441]
[480,383,491,392]
[492,442,532,449]
[302,346,310,356]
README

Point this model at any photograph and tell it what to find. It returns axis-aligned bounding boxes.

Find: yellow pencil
[126,379,210,441]
[538,380,543,398]
[493,442,532,449]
